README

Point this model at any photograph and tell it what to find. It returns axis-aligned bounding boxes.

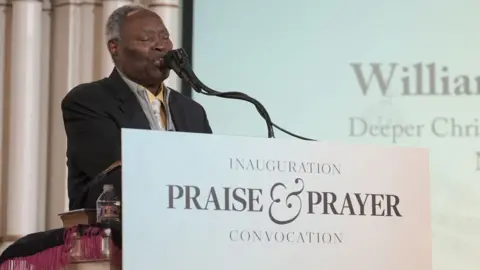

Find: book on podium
[121,128,431,270]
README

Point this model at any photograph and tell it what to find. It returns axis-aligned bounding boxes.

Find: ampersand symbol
[268,178,304,225]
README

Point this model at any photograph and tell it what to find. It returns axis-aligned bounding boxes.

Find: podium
[120,129,432,270]
[0,129,432,269]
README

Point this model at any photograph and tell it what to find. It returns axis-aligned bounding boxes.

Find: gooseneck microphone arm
[164,49,316,141]
[165,49,275,138]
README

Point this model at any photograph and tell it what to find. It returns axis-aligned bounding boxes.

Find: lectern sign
[122,129,431,270]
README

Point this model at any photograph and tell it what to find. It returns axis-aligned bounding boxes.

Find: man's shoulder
[62,78,113,108]
[169,88,206,111]
[169,89,212,133]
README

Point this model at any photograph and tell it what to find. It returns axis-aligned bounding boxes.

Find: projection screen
[191,1,480,269]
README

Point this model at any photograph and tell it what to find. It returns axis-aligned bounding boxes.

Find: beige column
[5,0,43,246]
[37,0,52,232]
[0,0,8,249]
[149,0,181,90]
[47,0,82,229]
[79,0,101,83]
[100,0,132,78]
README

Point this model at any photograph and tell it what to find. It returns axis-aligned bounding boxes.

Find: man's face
[109,9,173,86]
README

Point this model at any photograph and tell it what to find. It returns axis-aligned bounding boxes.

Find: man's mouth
[153,58,166,68]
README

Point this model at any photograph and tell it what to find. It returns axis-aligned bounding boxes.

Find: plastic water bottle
[96,184,121,226]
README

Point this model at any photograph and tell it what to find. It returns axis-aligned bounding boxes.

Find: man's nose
[153,47,165,54]
[153,44,166,52]
[153,39,170,52]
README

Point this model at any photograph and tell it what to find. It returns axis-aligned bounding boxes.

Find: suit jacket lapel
[105,69,151,130]
[119,94,151,130]
[168,89,189,132]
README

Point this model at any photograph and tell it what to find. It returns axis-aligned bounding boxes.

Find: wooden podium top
[58,209,97,228]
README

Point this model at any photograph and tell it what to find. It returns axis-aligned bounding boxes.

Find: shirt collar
[116,68,168,101]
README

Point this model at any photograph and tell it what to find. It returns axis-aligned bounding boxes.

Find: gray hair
[105,4,149,42]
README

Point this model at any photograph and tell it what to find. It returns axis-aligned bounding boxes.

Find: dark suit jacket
[62,69,212,210]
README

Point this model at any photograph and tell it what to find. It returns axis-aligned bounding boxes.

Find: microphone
[164,49,316,141]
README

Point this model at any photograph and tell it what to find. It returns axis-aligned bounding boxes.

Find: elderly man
[62,4,212,210]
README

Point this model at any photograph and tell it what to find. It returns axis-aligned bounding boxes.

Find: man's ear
[108,39,119,57]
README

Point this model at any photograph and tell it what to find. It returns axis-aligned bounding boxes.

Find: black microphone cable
[185,68,317,141]
[164,49,316,141]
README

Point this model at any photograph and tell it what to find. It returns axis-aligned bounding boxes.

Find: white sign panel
[122,129,431,270]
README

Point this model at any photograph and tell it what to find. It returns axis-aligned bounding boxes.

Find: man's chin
[149,68,170,82]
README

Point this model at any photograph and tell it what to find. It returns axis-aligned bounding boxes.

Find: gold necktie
[147,85,167,129]
[159,100,167,128]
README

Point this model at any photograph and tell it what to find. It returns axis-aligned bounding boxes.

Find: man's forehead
[126,9,161,21]
[126,9,145,17]
[120,9,166,36]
